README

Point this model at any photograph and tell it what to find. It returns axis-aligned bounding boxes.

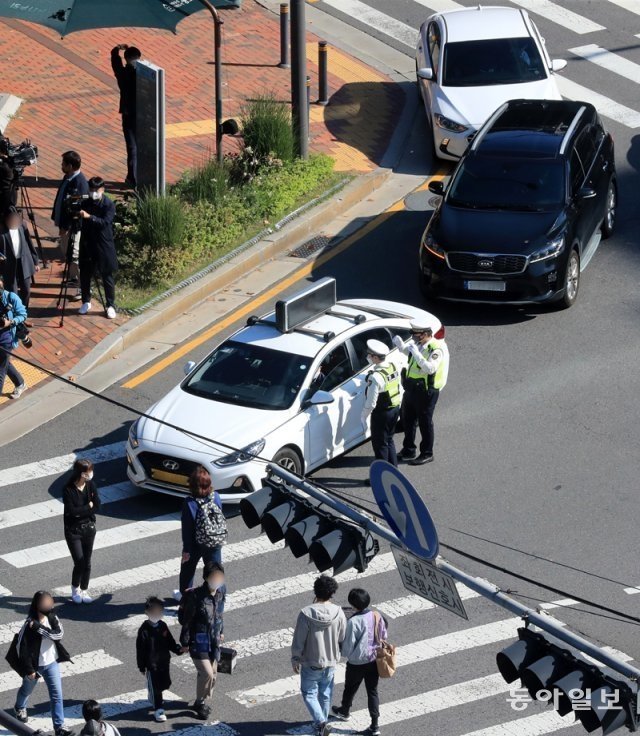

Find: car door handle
[348,391,363,398]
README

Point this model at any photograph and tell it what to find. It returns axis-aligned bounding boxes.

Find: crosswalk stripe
[0,481,139,531]
[509,0,605,34]
[0,584,11,597]
[412,0,463,11]
[0,620,22,645]
[0,442,125,488]
[607,0,640,15]
[557,76,640,128]
[459,710,578,736]
[0,650,121,693]
[52,536,284,598]
[322,0,417,49]
[570,44,640,85]
[109,552,398,636]
[228,602,576,707]
[0,513,181,568]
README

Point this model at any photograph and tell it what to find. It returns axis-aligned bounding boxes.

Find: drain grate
[290,235,332,258]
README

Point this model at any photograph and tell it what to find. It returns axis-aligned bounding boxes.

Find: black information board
[136,61,165,194]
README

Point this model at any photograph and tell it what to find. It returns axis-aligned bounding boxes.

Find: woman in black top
[63,459,101,604]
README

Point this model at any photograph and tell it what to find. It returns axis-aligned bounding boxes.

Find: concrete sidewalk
[0,0,407,406]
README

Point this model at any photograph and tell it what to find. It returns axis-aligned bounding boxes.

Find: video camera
[64,193,90,220]
[0,299,32,349]
[0,136,38,177]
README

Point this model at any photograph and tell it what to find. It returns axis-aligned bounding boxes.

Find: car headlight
[423,232,446,260]
[530,235,565,263]
[128,419,140,449]
[214,439,266,467]
[434,113,469,134]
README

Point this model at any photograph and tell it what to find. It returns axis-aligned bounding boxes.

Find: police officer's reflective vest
[406,339,448,390]
[370,362,401,410]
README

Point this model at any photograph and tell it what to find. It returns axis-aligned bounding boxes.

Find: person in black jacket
[136,596,184,722]
[78,177,118,319]
[63,458,101,604]
[0,136,18,218]
[0,207,40,309]
[179,562,226,721]
[111,44,141,187]
[13,591,72,736]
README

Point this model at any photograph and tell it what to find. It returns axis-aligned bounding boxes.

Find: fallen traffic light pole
[245,464,640,733]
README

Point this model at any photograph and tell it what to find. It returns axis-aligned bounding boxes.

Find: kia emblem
[478,259,493,269]
[162,459,180,471]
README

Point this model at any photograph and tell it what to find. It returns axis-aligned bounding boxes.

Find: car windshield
[182,340,311,410]
[443,38,546,86]
[448,157,565,211]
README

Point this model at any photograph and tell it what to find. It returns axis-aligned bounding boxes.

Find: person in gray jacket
[331,588,388,736]
[291,575,346,736]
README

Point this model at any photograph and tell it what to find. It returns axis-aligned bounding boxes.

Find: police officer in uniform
[393,321,449,465]
[361,340,402,480]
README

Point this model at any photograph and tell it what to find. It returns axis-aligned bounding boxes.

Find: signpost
[391,545,468,619]
[136,60,166,194]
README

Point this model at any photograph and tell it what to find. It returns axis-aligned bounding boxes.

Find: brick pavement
[0,0,405,405]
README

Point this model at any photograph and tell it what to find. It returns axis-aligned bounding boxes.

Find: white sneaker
[79,302,92,315]
[81,590,93,603]
[154,709,166,723]
[173,589,182,602]
[106,306,116,319]
[71,586,82,604]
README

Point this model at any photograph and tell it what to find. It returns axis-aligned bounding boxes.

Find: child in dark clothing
[136,597,184,722]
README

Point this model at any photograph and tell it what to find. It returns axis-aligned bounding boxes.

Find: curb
[70,167,389,379]
[0,93,22,134]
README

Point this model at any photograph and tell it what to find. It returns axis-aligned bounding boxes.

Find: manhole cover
[290,235,332,258]
[404,191,435,212]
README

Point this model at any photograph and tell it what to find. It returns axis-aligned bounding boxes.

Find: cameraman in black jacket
[0,136,18,219]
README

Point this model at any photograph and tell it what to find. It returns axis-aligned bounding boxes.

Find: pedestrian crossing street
[319,0,640,130]
[0,446,633,736]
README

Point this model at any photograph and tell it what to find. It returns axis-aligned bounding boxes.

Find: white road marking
[0,620,22,645]
[0,650,121,693]
[0,481,139,530]
[322,0,417,49]
[608,0,640,15]
[0,442,125,488]
[458,710,578,736]
[509,0,605,34]
[228,604,576,707]
[570,44,640,85]
[53,536,284,597]
[412,0,464,11]
[0,513,181,568]
[0,584,11,597]
[557,76,640,128]
[624,585,640,595]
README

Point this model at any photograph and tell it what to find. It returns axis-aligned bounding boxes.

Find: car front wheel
[272,447,303,476]
[560,248,580,308]
[601,177,617,239]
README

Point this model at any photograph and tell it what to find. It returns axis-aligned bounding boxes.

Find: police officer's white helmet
[367,339,390,358]
[409,320,433,333]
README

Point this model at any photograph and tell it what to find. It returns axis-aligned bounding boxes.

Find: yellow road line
[122,169,447,390]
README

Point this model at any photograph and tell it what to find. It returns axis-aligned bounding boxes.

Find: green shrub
[136,192,186,249]
[173,157,231,205]
[241,94,294,162]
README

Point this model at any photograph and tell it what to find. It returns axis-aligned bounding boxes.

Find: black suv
[419,99,617,307]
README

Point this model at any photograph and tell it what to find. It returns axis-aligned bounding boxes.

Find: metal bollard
[278,4,290,69]
[306,75,311,111]
[318,40,329,106]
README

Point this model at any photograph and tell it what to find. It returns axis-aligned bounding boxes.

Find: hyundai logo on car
[162,459,180,471]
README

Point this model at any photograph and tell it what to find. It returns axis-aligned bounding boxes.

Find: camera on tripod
[64,193,90,220]
[0,136,38,177]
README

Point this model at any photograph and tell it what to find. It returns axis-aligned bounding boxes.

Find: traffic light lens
[240,485,282,529]
[285,515,323,558]
[496,639,533,684]
[262,501,298,543]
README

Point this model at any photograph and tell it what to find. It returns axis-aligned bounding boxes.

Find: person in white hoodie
[331,588,388,736]
[291,575,347,736]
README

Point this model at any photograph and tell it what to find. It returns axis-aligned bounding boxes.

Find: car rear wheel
[272,447,303,476]
[601,177,617,239]
[560,248,580,308]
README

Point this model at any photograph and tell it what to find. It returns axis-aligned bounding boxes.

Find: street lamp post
[199,0,225,163]
[290,0,308,159]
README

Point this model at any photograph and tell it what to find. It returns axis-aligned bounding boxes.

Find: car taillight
[435,326,445,339]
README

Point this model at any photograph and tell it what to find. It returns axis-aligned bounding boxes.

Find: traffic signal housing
[497,627,637,734]
[239,475,379,575]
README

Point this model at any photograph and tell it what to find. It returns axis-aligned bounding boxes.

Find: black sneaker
[318,723,332,736]
[13,706,28,723]
[358,726,381,736]
[409,453,434,465]
[55,728,72,736]
[331,706,350,721]
[397,449,416,461]
[193,701,211,721]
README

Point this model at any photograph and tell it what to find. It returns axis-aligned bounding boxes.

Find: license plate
[465,280,506,292]
[150,469,190,486]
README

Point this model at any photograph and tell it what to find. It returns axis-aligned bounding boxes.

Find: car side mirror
[428,180,444,195]
[302,390,335,410]
[549,59,567,72]
[184,360,196,376]
[417,67,434,81]
[577,187,597,200]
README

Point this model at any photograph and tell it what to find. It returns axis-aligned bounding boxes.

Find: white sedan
[416,5,567,160]
[127,281,442,503]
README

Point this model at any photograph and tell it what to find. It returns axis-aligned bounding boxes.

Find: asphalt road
[1,2,640,735]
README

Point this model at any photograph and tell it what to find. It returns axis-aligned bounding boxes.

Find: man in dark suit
[0,207,39,313]
[111,44,141,188]
[52,150,89,299]
[0,137,18,220]
[78,177,118,319]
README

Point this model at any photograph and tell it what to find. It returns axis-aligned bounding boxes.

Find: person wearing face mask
[178,561,227,721]
[12,591,72,736]
[136,596,184,723]
[111,44,141,187]
[0,207,40,310]
[63,458,102,604]
[0,273,28,399]
[78,177,118,319]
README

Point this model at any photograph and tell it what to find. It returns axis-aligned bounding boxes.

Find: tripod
[17,180,48,266]
[55,217,80,327]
